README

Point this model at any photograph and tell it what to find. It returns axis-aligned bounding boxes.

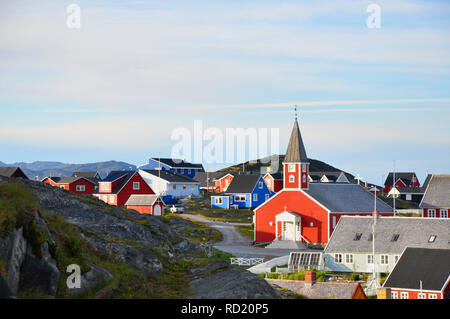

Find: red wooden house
[42,176,96,195]
[254,116,394,245]
[93,171,155,206]
[263,172,283,193]
[215,173,234,193]
[125,194,165,216]
[384,172,420,193]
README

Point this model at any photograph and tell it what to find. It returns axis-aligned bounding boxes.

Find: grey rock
[67,263,113,297]
[190,268,278,299]
[0,227,27,295]
[19,244,60,297]
[86,235,163,276]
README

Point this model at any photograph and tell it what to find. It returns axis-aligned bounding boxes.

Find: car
[169,205,184,214]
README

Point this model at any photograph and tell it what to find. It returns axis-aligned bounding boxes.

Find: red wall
[68,179,95,195]
[284,163,300,189]
[216,175,234,193]
[127,200,164,216]
[422,208,448,218]
[116,173,155,206]
[391,289,443,299]
[254,190,329,243]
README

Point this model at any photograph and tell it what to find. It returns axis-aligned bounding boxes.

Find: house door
[282,222,294,241]
[153,204,162,216]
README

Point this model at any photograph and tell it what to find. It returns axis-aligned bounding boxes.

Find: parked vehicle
[170,205,184,214]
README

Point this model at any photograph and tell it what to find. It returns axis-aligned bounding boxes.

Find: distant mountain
[0,160,136,180]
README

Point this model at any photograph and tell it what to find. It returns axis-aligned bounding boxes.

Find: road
[183,213,309,258]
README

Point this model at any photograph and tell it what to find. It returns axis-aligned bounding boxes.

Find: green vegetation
[234,224,254,240]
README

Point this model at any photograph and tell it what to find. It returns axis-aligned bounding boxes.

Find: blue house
[211,174,273,209]
[140,158,204,179]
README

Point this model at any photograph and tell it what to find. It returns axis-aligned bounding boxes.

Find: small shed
[125,194,165,216]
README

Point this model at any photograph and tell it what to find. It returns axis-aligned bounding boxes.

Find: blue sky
[0,0,449,184]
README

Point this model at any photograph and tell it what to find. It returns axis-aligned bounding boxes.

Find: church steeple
[283,107,310,189]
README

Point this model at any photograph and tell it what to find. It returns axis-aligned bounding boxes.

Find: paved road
[183,213,309,258]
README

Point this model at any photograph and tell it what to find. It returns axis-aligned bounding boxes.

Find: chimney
[304,271,316,287]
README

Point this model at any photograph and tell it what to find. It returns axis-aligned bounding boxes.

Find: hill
[218,155,355,179]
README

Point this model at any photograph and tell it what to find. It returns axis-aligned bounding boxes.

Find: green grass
[234,224,254,240]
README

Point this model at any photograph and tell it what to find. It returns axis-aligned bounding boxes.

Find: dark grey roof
[193,171,232,187]
[422,174,432,190]
[72,171,100,180]
[284,119,308,163]
[324,216,450,254]
[151,158,204,169]
[420,174,450,208]
[304,183,393,213]
[141,169,199,183]
[0,167,28,179]
[45,176,86,184]
[125,194,162,206]
[383,248,450,291]
[226,175,261,194]
[102,170,134,182]
[384,172,417,186]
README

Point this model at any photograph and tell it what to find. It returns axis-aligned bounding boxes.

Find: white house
[323,216,450,274]
[138,169,200,199]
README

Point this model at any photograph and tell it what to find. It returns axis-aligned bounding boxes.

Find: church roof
[284,119,308,163]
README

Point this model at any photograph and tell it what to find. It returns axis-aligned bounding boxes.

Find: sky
[0,0,449,184]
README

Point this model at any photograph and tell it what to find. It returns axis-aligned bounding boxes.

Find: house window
[345,254,353,264]
[188,169,191,174]
[332,216,336,228]
[418,293,426,299]
[180,169,184,174]
[334,254,342,264]
[302,164,306,172]
[190,184,195,190]
[391,291,398,299]
[258,182,263,189]
[302,175,306,183]
[391,234,400,242]
[406,194,412,201]
[76,185,86,192]
[380,255,389,265]
[102,195,108,203]
[183,185,187,190]
[133,182,140,190]
[289,175,295,183]
[109,196,114,204]
[428,209,436,218]
[288,164,296,172]
[441,209,448,218]
[60,185,66,189]
[367,255,374,264]
[265,194,269,201]
[428,235,437,243]
[428,294,437,299]
[173,185,177,190]
[100,183,108,190]
[215,197,223,205]
[394,255,400,264]
[234,195,246,202]
[354,233,362,241]
[253,194,258,202]
[400,292,409,299]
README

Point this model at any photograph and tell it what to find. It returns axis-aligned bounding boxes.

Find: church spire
[283,106,310,190]
[285,106,308,163]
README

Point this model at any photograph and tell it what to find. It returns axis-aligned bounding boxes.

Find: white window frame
[302,164,306,172]
[428,294,438,299]
[400,292,409,299]
[288,164,296,172]
[380,255,389,265]
[109,195,114,204]
[334,253,342,264]
[302,174,306,183]
[367,254,374,264]
[190,184,195,190]
[406,194,412,201]
[76,185,86,192]
[289,175,295,183]
[440,209,448,218]
[345,254,354,264]
[188,169,191,174]
[234,195,246,202]
[391,291,398,299]
[428,209,436,218]
[215,197,223,205]
[265,194,269,201]
[417,293,426,299]
[253,193,258,202]
[133,182,140,190]
[100,183,108,190]
[258,181,263,189]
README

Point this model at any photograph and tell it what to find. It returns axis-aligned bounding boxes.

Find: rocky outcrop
[190,268,278,299]
[0,227,27,295]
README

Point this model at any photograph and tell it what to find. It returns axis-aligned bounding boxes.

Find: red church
[254,116,394,245]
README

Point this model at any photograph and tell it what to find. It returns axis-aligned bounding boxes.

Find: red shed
[125,194,165,216]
